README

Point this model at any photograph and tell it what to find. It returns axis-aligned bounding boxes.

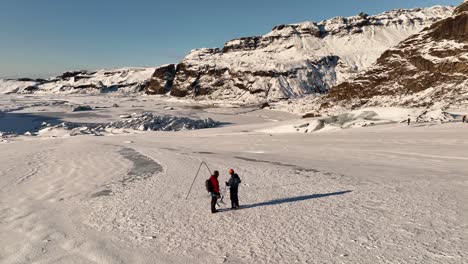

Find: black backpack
[205,178,213,193]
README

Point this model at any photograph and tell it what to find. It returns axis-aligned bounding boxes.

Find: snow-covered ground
[258,107,465,134]
[1,95,467,263]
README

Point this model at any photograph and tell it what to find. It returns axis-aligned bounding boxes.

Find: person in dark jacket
[209,171,221,213]
[463,115,466,123]
[226,168,241,209]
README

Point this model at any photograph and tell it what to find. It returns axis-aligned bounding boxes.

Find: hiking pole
[203,161,212,175]
[219,184,227,205]
[185,161,212,200]
[185,161,204,200]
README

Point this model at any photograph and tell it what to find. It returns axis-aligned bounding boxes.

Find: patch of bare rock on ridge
[320,1,468,112]
[145,64,176,95]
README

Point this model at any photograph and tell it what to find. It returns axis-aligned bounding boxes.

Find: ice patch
[37,113,221,137]
[118,148,163,185]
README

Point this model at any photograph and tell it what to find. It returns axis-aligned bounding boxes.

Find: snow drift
[259,107,457,134]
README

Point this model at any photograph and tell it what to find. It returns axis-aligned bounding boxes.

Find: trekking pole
[219,184,227,205]
[203,161,212,175]
[185,161,212,200]
[185,161,203,200]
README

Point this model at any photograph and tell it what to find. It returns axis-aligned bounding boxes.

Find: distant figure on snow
[209,171,221,213]
[226,169,241,209]
[463,115,466,123]
[407,117,411,126]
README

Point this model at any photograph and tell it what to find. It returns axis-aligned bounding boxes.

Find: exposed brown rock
[260,102,270,109]
[454,1,468,15]
[302,113,321,118]
[145,64,176,95]
[59,70,92,80]
[324,2,468,109]
[429,11,468,41]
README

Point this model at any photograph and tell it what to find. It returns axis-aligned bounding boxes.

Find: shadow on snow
[0,112,63,134]
[242,190,352,210]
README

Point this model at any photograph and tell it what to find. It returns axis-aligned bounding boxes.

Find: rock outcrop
[322,2,468,111]
[145,64,176,95]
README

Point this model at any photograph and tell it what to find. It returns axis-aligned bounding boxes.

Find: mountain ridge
[1,5,460,111]
[146,6,453,103]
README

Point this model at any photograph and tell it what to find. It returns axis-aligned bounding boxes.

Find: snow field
[1,99,467,263]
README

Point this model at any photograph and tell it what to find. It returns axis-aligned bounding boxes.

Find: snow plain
[0,95,467,264]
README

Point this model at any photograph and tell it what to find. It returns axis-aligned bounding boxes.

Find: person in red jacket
[210,171,221,213]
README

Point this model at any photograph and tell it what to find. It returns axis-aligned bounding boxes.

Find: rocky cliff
[319,2,468,111]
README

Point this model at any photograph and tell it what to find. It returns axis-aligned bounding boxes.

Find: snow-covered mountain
[1,5,456,107]
[146,6,453,104]
[317,1,468,112]
[0,67,154,94]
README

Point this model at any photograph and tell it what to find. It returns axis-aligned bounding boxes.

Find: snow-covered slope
[0,67,155,94]
[147,6,453,104]
[319,2,468,112]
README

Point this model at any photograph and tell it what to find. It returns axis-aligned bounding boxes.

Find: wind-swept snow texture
[1,95,468,263]
[1,118,467,263]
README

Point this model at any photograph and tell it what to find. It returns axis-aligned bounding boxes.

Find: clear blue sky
[0,0,462,78]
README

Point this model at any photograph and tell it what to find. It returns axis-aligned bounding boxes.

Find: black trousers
[211,194,218,213]
[230,188,239,208]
